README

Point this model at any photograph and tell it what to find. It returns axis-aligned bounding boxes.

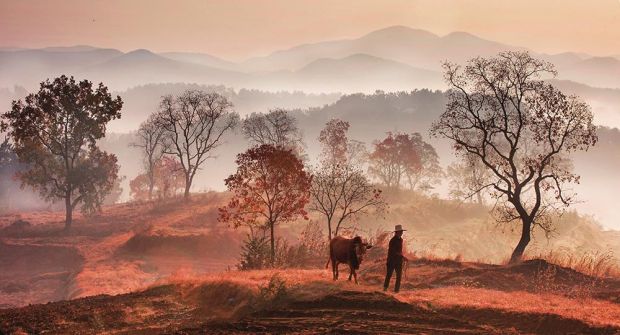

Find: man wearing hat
[383,224,406,293]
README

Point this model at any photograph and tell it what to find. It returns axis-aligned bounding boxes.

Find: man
[383,224,406,293]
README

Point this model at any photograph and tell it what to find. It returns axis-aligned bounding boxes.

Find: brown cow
[326,236,372,284]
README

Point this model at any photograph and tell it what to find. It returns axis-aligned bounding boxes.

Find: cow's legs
[353,269,358,284]
[348,266,353,281]
[332,260,338,280]
[336,262,340,279]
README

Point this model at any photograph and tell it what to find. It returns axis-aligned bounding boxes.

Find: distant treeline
[2,89,620,226]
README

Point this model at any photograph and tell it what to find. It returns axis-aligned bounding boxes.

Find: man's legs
[394,262,403,293]
[383,263,394,291]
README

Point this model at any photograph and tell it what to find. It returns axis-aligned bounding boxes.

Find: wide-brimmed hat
[394,225,406,232]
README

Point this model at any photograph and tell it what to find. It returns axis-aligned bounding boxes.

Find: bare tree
[447,153,492,205]
[241,109,303,150]
[310,164,385,241]
[431,51,597,263]
[155,90,238,199]
[311,120,385,241]
[131,114,166,200]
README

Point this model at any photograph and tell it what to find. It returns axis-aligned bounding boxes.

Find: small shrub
[239,221,329,270]
[238,234,270,270]
[256,273,288,308]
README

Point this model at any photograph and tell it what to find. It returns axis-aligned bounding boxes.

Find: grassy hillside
[1,189,618,310]
[1,262,619,334]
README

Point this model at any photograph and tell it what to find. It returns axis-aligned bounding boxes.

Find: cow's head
[352,236,373,265]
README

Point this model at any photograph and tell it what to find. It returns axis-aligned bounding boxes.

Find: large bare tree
[431,51,597,263]
[155,90,238,199]
[131,114,167,200]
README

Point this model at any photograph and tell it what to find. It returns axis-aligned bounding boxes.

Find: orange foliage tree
[368,132,422,190]
[219,144,312,263]
[318,119,350,167]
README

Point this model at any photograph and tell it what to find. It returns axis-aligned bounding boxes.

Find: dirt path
[2,285,618,334]
[182,291,618,335]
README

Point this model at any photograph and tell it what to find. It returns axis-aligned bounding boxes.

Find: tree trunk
[269,222,275,266]
[509,218,531,264]
[184,174,191,200]
[327,220,332,243]
[64,192,73,230]
[148,183,154,201]
[476,192,483,206]
[148,171,154,201]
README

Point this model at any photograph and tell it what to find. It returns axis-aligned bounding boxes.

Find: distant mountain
[160,52,237,71]
[531,52,586,69]
[41,45,102,52]
[549,79,620,127]
[0,47,123,88]
[69,49,249,91]
[558,57,620,89]
[240,26,523,72]
[1,25,620,93]
[287,53,443,92]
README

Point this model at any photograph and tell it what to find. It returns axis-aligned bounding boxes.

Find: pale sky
[0,0,619,60]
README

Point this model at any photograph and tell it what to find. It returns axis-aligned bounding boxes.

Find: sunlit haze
[1,0,619,59]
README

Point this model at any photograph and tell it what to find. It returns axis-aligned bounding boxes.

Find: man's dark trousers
[383,260,402,292]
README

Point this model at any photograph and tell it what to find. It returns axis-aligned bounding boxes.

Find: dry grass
[155,268,620,329]
[397,286,620,328]
[530,249,620,278]
[154,268,354,295]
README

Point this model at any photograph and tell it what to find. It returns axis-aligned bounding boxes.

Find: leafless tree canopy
[155,90,238,198]
[131,114,167,200]
[310,164,385,240]
[310,119,385,240]
[431,51,597,263]
[241,109,303,150]
[447,152,492,205]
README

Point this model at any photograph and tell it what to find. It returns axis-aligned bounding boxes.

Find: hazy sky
[1,0,619,60]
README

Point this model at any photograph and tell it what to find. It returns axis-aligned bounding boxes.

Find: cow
[326,236,372,284]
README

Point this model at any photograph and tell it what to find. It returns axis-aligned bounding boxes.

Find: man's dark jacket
[386,236,403,265]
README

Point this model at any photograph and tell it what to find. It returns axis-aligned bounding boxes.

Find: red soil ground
[1,193,620,334]
[1,260,619,334]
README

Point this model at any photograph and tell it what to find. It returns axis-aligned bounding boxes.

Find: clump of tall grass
[531,249,620,278]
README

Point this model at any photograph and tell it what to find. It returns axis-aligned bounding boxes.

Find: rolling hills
[2,25,619,93]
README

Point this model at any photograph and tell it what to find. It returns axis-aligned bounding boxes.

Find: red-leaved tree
[219,144,312,263]
[319,119,350,167]
[368,132,422,190]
